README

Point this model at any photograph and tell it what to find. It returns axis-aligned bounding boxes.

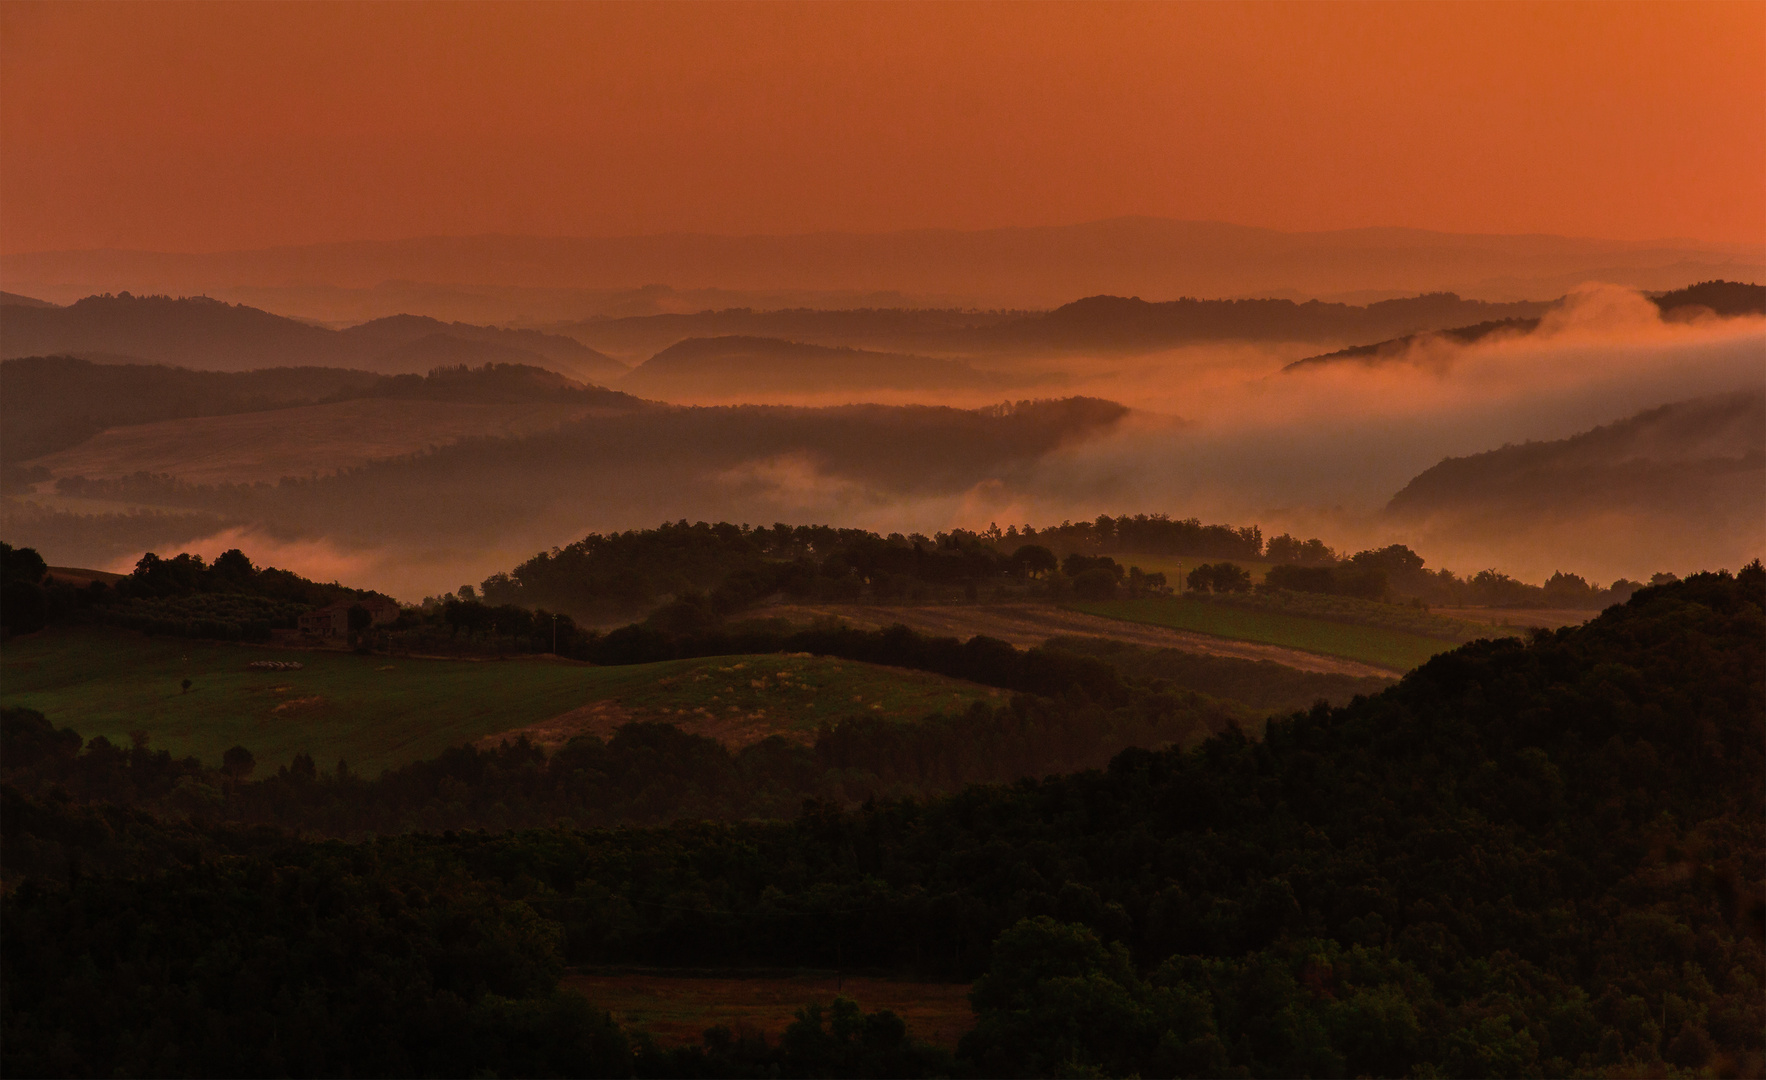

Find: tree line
[0,542,385,639]
[1198,541,1655,611]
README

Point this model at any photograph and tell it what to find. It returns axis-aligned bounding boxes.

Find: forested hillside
[0,355,382,463]
[4,569,1760,1077]
[1388,389,1766,519]
[974,291,1551,354]
[2,397,1132,569]
[0,355,643,465]
[0,293,627,382]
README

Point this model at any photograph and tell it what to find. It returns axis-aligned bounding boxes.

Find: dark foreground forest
[2,571,1762,1078]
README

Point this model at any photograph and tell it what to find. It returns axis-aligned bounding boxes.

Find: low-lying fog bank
[8,287,1759,598]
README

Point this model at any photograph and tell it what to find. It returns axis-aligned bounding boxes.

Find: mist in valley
[8,9,1766,1076]
[11,284,1748,601]
[1002,287,1766,576]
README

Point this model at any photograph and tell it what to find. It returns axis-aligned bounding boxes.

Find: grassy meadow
[1068,596,1459,671]
[0,628,998,774]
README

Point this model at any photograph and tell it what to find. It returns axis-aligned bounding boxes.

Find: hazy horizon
[7,281,1758,601]
[3,1,1762,598]
[6,216,1762,322]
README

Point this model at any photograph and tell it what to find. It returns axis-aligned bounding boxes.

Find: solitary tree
[1187,562,1252,594]
[1073,567,1119,600]
[347,603,372,648]
[222,745,256,782]
[1010,545,1058,579]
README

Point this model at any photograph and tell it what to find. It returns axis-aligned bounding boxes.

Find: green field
[1113,554,1278,584]
[1068,596,1459,671]
[0,628,999,774]
[1199,589,1485,642]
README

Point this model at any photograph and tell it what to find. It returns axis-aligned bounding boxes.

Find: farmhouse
[298,596,402,637]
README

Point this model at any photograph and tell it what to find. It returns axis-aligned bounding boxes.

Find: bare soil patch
[761,601,1395,678]
[475,655,998,752]
[563,971,974,1048]
[475,700,637,751]
[269,695,325,715]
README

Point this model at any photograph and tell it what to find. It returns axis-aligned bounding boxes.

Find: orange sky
[2,1,1762,254]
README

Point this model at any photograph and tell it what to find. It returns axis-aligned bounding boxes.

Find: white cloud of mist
[585,290,1762,553]
[579,290,1762,584]
[911,287,1766,581]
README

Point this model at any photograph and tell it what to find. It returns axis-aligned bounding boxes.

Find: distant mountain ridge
[7,218,1759,312]
[564,290,1555,362]
[972,291,1553,354]
[559,308,1028,364]
[10,282,1757,397]
[0,291,57,308]
[0,293,627,383]
[1286,318,1543,370]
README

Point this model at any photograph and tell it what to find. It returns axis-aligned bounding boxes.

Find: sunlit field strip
[1067,596,1459,672]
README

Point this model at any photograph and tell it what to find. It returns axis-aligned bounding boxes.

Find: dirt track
[760,602,1398,678]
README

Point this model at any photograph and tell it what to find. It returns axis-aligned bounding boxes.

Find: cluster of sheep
[246,660,305,671]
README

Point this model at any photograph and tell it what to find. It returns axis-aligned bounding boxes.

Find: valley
[5,10,1763,1077]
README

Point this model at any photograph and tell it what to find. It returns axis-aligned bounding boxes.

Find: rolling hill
[0,291,56,308]
[556,307,1028,364]
[0,355,645,464]
[0,293,627,383]
[1,395,1130,580]
[1388,388,1766,516]
[965,291,1553,355]
[1286,279,1765,370]
[619,335,1021,400]
[1385,389,1766,576]
[0,355,386,463]
[563,291,1556,364]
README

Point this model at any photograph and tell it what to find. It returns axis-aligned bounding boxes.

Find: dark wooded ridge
[3,569,1760,1077]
